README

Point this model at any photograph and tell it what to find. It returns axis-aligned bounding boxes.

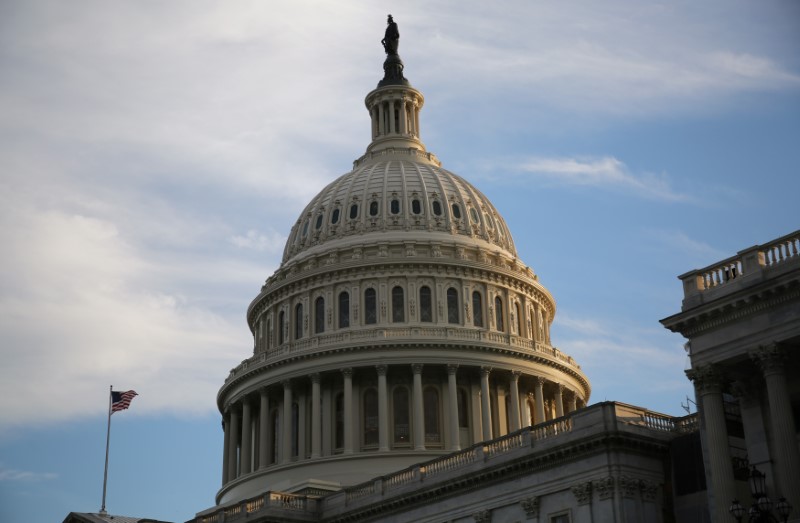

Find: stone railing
[680,229,799,299]
[226,327,582,383]
[196,491,318,523]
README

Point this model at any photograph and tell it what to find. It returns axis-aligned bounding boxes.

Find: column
[297,392,307,460]
[480,367,493,441]
[222,413,230,484]
[372,107,379,139]
[413,364,425,450]
[311,374,321,459]
[240,397,252,475]
[258,388,269,469]
[342,368,354,454]
[282,380,292,464]
[752,345,800,512]
[689,365,736,523]
[569,393,578,413]
[377,365,390,452]
[447,364,461,451]
[399,99,408,135]
[555,384,565,418]
[388,101,396,134]
[534,377,545,425]
[414,102,420,139]
[227,407,239,481]
[509,371,521,432]
[322,387,332,456]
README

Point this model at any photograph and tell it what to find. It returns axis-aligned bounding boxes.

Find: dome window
[390,199,401,214]
[364,288,377,325]
[331,208,340,224]
[432,200,442,216]
[411,199,422,215]
[392,286,405,323]
[349,204,359,220]
[451,203,462,219]
[315,214,323,230]
[484,213,494,230]
[469,207,479,223]
[419,286,433,322]
[302,220,309,237]
[447,288,459,324]
[472,291,483,327]
[369,201,379,216]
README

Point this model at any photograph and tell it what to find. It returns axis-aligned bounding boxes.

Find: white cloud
[510,156,690,201]
[0,465,57,482]
[230,229,286,253]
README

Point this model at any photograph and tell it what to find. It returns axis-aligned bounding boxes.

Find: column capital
[510,370,521,381]
[310,372,321,384]
[281,379,292,389]
[535,376,546,387]
[447,364,459,375]
[341,367,353,378]
[375,364,388,377]
[686,364,724,395]
[556,383,565,393]
[259,386,269,396]
[750,343,787,376]
[480,366,492,377]
[412,363,424,375]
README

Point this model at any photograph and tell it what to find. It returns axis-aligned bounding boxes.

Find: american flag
[111,390,138,414]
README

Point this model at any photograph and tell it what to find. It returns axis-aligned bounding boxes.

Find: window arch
[494,296,504,332]
[315,296,325,334]
[363,388,379,447]
[472,291,483,327]
[419,286,433,322]
[294,303,304,340]
[392,387,410,445]
[364,288,377,325]
[424,386,441,444]
[446,288,459,325]
[338,291,350,328]
[278,310,285,345]
[392,286,405,323]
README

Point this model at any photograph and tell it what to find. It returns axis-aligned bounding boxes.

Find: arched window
[392,286,404,323]
[364,288,377,325]
[294,303,304,340]
[457,388,469,428]
[334,393,344,451]
[530,307,537,340]
[314,214,323,230]
[390,199,400,214]
[302,220,309,238]
[331,208,340,224]
[515,302,522,335]
[369,201,379,216]
[411,199,422,215]
[424,387,441,444]
[451,203,462,219]
[419,286,432,322]
[495,296,504,332]
[393,387,410,445]
[432,200,442,216]
[363,388,379,447]
[447,288,459,324]
[315,297,325,334]
[472,291,483,327]
[349,203,358,220]
[266,320,272,351]
[338,291,350,328]
[278,310,285,345]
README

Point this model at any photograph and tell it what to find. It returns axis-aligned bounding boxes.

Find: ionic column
[282,380,293,464]
[555,384,565,418]
[311,374,321,459]
[399,99,408,135]
[752,345,800,511]
[240,397,252,475]
[412,364,425,450]
[222,413,230,484]
[480,367,493,441]
[447,364,461,451]
[377,365,389,452]
[258,388,269,469]
[689,365,735,523]
[509,371,521,431]
[227,407,239,481]
[534,377,545,425]
[342,368,354,454]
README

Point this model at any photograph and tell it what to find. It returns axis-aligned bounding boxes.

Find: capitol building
[65,17,800,523]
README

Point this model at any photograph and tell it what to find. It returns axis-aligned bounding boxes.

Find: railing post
[739,245,764,274]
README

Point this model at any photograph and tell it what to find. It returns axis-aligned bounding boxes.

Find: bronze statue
[381,15,399,55]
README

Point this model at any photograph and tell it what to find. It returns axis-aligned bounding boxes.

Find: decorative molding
[571,481,592,504]
[520,496,540,518]
[641,479,658,502]
[619,475,639,498]
[594,476,615,500]
[750,343,787,376]
[473,510,491,523]
[686,364,724,395]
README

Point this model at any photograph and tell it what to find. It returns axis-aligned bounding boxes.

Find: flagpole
[100,385,113,515]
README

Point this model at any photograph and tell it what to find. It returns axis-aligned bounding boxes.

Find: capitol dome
[214,30,590,506]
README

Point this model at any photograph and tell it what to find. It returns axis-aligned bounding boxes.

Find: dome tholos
[215,32,590,506]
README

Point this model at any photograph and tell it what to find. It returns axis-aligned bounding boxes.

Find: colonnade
[220,363,583,486]
[370,96,420,140]
[689,343,800,522]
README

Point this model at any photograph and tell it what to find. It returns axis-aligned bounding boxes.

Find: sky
[0,1,798,522]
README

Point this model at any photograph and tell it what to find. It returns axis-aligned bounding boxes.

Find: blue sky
[1,1,798,522]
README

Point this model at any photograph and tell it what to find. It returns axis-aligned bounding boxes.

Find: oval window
[349,204,358,220]
[411,199,421,215]
[469,207,479,223]
[331,208,340,224]
[432,200,442,216]
[484,213,494,229]
[391,199,400,214]
[315,214,323,230]
[369,201,379,216]
[451,203,461,219]
[302,220,309,237]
